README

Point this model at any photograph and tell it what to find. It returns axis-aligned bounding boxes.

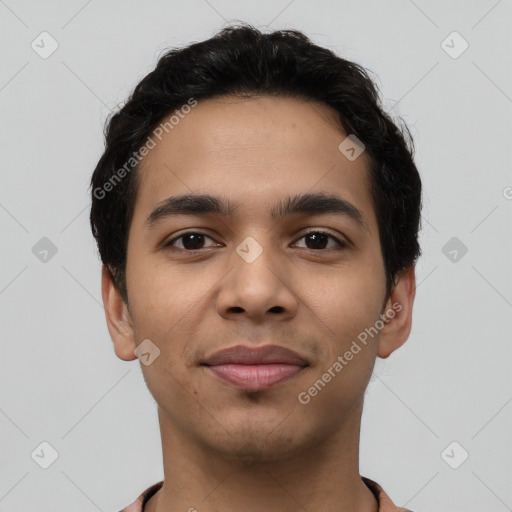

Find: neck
[145,402,379,512]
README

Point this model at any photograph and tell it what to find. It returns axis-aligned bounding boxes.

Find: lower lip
[205,364,304,391]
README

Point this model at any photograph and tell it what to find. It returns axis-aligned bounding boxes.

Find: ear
[101,265,137,361]
[377,265,416,359]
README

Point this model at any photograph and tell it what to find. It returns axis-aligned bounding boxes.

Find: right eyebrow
[145,194,236,228]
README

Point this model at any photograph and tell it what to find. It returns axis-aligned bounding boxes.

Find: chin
[203,419,313,465]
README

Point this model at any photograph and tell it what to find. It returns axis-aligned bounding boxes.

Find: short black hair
[90,23,422,305]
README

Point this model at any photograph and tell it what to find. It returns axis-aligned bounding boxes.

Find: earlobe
[101,265,138,361]
[377,266,416,359]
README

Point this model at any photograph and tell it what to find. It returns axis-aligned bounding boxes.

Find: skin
[102,95,416,512]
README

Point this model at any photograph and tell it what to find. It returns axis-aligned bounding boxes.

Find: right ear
[101,265,138,361]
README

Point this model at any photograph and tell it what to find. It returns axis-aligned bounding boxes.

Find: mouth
[204,363,306,391]
[201,344,309,391]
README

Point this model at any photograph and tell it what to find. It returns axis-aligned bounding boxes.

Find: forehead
[133,95,376,231]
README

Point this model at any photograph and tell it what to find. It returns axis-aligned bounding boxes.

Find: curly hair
[90,23,422,305]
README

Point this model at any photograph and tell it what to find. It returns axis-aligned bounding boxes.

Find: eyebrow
[145,192,370,233]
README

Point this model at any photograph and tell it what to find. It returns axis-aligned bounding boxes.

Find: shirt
[118,476,414,512]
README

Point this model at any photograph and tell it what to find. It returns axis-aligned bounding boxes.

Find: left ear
[377,265,416,359]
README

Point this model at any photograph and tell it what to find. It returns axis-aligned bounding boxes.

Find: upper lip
[202,345,308,366]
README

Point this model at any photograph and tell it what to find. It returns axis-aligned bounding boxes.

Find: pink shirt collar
[119,477,414,512]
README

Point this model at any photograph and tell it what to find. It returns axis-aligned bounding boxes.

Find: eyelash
[162,230,348,253]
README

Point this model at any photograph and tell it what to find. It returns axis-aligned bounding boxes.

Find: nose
[216,238,299,324]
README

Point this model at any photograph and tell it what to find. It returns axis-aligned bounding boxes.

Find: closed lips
[201,345,309,391]
[202,345,308,366]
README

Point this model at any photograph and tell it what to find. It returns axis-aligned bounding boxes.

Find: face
[104,95,414,462]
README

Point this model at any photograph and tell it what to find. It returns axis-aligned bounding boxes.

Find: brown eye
[164,232,217,251]
[294,231,347,251]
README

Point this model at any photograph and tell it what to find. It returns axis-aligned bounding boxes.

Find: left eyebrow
[145,192,370,234]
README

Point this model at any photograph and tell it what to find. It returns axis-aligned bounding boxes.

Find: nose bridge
[236,232,280,287]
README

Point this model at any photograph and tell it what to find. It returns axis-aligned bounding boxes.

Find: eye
[293,230,348,251]
[163,232,218,251]
[162,230,348,253]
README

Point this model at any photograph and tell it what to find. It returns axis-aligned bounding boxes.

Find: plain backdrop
[1,1,511,511]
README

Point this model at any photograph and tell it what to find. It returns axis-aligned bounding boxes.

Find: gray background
[1,1,511,511]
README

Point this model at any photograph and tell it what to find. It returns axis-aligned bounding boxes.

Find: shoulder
[117,481,164,512]
[362,476,415,512]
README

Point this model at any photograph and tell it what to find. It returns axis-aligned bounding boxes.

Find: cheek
[303,279,381,412]
[303,266,384,369]
[125,259,176,343]
[126,259,218,357]
[312,261,384,325]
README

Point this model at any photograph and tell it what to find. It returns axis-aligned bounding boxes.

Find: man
[90,24,421,512]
